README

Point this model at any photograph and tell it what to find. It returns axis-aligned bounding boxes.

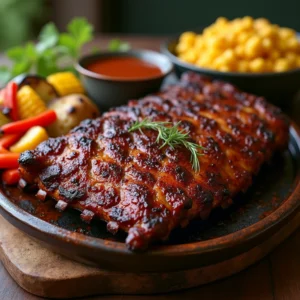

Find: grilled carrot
[0,133,22,149]
[1,110,56,134]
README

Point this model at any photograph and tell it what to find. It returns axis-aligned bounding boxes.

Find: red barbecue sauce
[87,57,162,80]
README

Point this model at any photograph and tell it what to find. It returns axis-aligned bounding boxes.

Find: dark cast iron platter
[0,123,300,273]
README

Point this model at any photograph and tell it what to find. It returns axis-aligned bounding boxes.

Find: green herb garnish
[0,17,130,85]
[129,119,205,172]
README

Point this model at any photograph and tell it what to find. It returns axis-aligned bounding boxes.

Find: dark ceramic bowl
[161,30,300,107]
[76,50,173,110]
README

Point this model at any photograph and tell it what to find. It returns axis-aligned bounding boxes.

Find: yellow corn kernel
[264,59,273,72]
[179,32,196,46]
[232,18,242,28]
[286,37,299,51]
[274,58,290,72]
[10,126,48,153]
[277,37,291,53]
[225,32,237,47]
[249,58,265,72]
[209,48,223,60]
[178,53,187,61]
[195,55,213,67]
[213,55,226,68]
[222,49,235,63]
[176,42,190,53]
[0,111,10,126]
[258,26,277,39]
[237,32,250,44]
[261,37,273,52]
[279,27,296,39]
[182,50,198,63]
[219,65,231,72]
[47,72,84,97]
[203,27,215,37]
[206,36,220,49]
[254,18,270,29]
[269,50,280,60]
[216,17,228,26]
[244,36,262,59]
[234,45,244,58]
[194,36,205,50]
[285,52,297,66]
[237,60,249,72]
[241,16,254,30]
[17,86,47,120]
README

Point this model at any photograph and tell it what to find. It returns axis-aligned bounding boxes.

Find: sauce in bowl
[87,57,162,80]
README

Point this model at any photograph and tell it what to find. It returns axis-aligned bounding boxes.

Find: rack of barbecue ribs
[18,72,289,251]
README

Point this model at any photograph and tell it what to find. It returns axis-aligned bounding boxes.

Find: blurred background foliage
[1,0,300,52]
[104,0,300,34]
[0,0,47,51]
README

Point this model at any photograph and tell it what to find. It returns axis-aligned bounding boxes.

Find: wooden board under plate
[1,210,300,298]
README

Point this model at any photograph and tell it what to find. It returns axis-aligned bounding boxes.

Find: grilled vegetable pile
[0,72,100,185]
[0,17,129,185]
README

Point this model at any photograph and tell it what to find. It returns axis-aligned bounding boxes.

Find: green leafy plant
[0,17,130,85]
[0,0,45,51]
[129,119,205,172]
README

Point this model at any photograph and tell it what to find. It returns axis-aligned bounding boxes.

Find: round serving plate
[0,124,300,273]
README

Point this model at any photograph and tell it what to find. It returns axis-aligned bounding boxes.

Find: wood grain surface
[1,35,300,300]
[1,207,300,299]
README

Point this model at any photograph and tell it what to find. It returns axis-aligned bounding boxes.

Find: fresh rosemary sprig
[128,119,205,172]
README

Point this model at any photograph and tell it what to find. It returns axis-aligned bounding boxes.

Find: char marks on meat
[18,72,289,251]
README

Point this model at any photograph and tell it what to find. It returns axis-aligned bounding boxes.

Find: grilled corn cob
[17,86,47,120]
[47,72,84,96]
[10,126,48,153]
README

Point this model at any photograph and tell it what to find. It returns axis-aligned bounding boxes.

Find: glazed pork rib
[18,72,289,251]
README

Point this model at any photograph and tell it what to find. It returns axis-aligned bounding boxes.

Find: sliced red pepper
[0,133,22,149]
[3,82,18,121]
[0,153,20,168]
[1,110,57,134]
[0,147,9,153]
[2,168,20,185]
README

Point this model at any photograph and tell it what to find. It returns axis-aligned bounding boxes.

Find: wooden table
[1,35,300,300]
